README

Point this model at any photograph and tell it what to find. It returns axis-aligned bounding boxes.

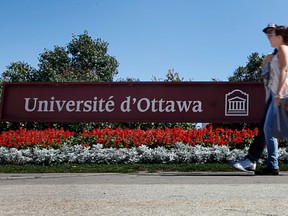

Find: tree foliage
[2,31,119,83]
[164,69,184,82]
[2,62,38,82]
[152,69,184,82]
[228,52,264,82]
[38,32,118,82]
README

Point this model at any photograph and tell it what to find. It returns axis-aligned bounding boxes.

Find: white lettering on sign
[137,98,202,113]
[24,96,203,113]
[24,96,115,113]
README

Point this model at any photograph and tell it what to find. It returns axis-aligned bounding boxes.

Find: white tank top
[268,55,288,96]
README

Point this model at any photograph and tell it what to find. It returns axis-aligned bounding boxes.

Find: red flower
[0,126,259,149]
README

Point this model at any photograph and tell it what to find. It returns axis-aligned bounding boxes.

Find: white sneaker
[230,158,256,172]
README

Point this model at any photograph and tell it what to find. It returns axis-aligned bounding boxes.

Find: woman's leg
[263,98,279,170]
[247,96,272,162]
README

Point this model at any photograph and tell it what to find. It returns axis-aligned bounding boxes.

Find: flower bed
[0,126,258,149]
[0,143,288,165]
[0,126,287,165]
[0,128,75,149]
[80,126,257,148]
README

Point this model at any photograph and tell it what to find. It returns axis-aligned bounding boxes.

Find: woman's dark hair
[275,26,288,44]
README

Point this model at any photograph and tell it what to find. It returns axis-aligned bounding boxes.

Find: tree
[117,77,140,82]
[2,62,38,82]
[152,69,184,82]
[163,69,184,82]
[37,31,119,82]
[228,52,264,82]
[2,31,119,83]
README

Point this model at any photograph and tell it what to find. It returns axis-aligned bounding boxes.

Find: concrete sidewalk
[0,172,288,216]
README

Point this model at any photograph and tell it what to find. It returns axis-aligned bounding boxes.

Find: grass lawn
[1,163,287,173]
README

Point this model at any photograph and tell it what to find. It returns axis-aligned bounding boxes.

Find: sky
[1,0,288,82]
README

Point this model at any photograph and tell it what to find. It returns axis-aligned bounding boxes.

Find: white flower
[0,143,284,165]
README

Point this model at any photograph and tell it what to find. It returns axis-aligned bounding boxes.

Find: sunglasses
[266,33,277,38]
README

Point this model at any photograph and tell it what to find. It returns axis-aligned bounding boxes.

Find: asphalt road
[1,172,288,216]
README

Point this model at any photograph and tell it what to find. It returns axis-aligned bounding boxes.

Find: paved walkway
[0,172,288,216]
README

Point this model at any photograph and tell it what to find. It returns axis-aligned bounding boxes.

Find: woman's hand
[275,97,281,107]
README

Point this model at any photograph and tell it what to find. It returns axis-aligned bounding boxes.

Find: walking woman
[232,25,288,175]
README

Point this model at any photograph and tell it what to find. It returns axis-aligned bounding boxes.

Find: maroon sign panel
[0,82,265,123]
